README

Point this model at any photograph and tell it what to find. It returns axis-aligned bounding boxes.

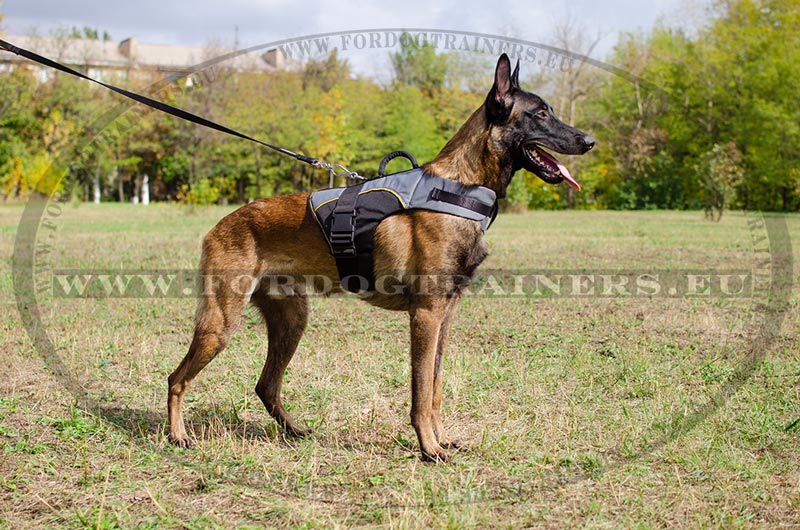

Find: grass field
[1,203,799,529]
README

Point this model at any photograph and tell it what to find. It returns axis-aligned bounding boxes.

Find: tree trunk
[132,176,141,204]
[115,167,124,202]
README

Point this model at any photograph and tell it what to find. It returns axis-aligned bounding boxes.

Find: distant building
[0,34,291,85]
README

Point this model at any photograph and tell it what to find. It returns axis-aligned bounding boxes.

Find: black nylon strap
[333,183,362,216]
[429,187,495,217]
[0,38,318,165]
[329,183,363,254]
[328,184,364,290]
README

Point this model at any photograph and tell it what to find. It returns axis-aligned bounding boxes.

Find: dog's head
[485,54,595,190]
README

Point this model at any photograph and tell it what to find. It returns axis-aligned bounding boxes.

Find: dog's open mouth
[524,144,581,191]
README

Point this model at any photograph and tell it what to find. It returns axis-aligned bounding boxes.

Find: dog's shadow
[96,405,413,459]
[96,404,280,446]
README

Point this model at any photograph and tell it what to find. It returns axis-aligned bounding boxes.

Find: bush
[178,178,219,206]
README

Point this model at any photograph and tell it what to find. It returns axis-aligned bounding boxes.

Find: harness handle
[378,150,419,177]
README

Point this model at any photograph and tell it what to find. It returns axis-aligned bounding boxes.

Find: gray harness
[308,167,497,292]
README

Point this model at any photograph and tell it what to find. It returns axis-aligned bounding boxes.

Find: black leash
[0,38,363,179]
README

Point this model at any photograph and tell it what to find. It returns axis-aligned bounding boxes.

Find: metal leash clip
[314,160,365,181]
[334,163,365,181]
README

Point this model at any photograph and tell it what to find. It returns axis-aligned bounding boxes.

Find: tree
[551,17,603,208]
[383,85,441,165]
[704,0,800,210]
[583,30,676,209]
[390,35,449,97]
[697,141,744,221]
[338,78,391,178]
[302,50,350,92]
[312,86,354,187]
[4,2,798,211]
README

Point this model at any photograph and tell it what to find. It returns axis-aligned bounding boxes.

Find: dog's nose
[582,136,596,150]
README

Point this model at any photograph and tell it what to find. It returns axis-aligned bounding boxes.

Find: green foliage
[697,142,744,221]
[383,85,442,164]
[178,177,226,206]
[311,86,353,181]
[2,9,799,211]
[390,34,449,96]
[526,174,565,210]
[68,26,111,41]
[302,50,351,92]
[501,173,529,213]
[576,0,800,211]
[1,149,67,197]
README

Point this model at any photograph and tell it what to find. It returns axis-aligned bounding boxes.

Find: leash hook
[314,159,364,181]
[334,163,365,181]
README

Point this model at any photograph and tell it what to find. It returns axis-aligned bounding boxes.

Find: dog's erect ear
[511,59,520,88]
[486,53,514,121]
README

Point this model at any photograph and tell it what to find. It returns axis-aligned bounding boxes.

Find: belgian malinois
[167,53,595,461]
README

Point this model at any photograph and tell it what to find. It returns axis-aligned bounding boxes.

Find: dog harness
[308,167,497,292]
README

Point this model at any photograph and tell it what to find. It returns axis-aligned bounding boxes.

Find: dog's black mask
[485,54,595,190]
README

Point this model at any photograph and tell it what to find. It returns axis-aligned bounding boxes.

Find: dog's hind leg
[168,277,249,447]
[431,295,461,450]
[251,288,312,437]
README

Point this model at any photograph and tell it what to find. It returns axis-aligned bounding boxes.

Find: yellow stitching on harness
[358,187,406,207]
[313,197,339,212]
[310,203,333,247]
[311,188,405,250]
[313,188,406,213]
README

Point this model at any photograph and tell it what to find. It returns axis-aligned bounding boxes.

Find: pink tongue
[557,161,581,191]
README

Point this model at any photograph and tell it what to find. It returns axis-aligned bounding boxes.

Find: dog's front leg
[432,295,461,450]
[409,298,451,462]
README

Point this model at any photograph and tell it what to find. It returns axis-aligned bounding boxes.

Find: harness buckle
[329,211,356,256]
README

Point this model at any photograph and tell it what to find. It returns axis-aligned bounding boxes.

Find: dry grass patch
[1,204,798,528]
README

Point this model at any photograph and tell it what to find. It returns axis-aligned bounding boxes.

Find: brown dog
[167,54,595,461]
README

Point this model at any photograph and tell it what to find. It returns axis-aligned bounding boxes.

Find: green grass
[1,203,799,528]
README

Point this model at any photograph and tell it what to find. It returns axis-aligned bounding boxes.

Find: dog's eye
[525,109,549,121]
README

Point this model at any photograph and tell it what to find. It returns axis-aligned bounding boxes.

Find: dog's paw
[439,438,464,451]
[421,446,452,463]
[168,434,194,448]
[285,424,313,438]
